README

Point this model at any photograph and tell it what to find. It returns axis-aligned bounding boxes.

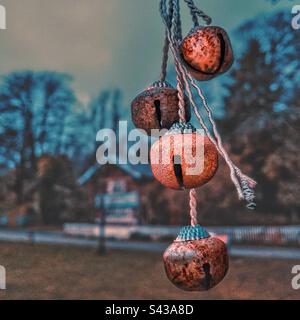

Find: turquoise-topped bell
[163,224,228,291]
[176,225,210,241]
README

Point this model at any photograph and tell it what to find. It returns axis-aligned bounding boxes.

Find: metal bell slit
[150,122,218,190]
[131,81,190,135]
[180,26,234,81]
[163,225,229,291]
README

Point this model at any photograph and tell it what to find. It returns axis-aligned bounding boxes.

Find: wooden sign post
[95,192,140,255]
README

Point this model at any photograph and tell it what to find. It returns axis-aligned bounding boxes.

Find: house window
[106,178,127,194]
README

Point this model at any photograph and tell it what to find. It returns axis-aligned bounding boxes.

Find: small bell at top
[163,225,229,291]
[131,81,190,135]
[180,26,234,81]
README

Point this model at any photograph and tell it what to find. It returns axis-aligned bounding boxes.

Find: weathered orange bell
[131,81,190,135]
[180,26,234,81]
[150,122,218,190]
[163,225,229,291]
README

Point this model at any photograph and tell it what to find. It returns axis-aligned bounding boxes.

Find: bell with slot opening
[180,26,234,81]
[131,81,190,135]
[150,122,218,190]
[163,225,229,291]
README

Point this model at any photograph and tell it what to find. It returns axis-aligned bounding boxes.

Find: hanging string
[159,0,257,210]
[183,0,212,27]
[189,189,198,226]
[176,43,256,205]
[160,32,169,82]
[172,0,183,42]
[171,0,197,225]
[183,61,257,206]
[160,0,173,82]
[171,0,186,123]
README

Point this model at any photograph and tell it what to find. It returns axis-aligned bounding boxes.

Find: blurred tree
[222,38,283,133]
[0,72,37,202]
[36,72,76,156]
[237,11,300,92]
[72,90,111,172]
[90,90,110,152]
[81,89,122,170]
[219,12,300,217]
[111,89,121,153]
[111,89,121,134]
[0,71,76,202]
[262,86,300,219]
[37,154,89,224]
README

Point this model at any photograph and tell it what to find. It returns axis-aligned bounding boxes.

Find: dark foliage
[218,11,300,219]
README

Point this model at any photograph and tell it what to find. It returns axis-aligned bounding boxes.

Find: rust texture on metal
[150,133,218,190]
[180,26,234,81]
[131,86,190,135]
[163,236,229,291]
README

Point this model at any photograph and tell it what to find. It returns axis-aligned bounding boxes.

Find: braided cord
[177,44,257,206]
[159,0,257,211]
[160,32,169,82]
[172,0,186,123]
[189,189,198,227]
[184,66,257,205]
[172,0,182,42]
[168,0,196,224]
[162,0,194,223]
[160,0,173,82]
[183,0,212,27]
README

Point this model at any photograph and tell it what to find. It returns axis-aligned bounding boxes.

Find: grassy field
[0,242,299,300]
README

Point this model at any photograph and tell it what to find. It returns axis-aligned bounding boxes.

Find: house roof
[78,162,153,186]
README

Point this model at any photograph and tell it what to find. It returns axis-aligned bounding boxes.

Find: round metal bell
[131,81,190,135]
[163,225,229,291]
[180,26,234,81]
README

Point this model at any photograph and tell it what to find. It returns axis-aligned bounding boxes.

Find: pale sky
[0,0,295,105]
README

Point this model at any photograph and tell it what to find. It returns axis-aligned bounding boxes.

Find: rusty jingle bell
[150,122,218,190]
[163,225,229,291]
[180,26,234,81]
[131,81,191,135]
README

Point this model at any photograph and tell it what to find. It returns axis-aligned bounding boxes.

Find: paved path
[0,229,299,260]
